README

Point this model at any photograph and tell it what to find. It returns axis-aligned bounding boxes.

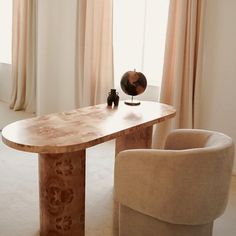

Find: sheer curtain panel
[153,0,205,148]
[10,0,36,112]
[76,0,114,107]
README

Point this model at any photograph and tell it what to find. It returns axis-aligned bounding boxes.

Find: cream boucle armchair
[114,129,234,236]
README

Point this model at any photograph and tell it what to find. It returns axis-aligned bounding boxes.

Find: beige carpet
[0,101,35,130]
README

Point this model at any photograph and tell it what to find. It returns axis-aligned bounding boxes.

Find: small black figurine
[107,89,119,107]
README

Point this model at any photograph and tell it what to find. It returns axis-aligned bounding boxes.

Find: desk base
[39,150,85,236]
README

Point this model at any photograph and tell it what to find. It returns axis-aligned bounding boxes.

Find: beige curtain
[153,0,205,148]
[10,0,36,112]
[76,0,114,107]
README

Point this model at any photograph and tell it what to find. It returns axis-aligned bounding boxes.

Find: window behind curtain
[113,0,169,87]
[0,0,12,64]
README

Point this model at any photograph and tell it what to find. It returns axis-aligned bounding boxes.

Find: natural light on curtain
[0,0,12,64]
[113,0,169,87]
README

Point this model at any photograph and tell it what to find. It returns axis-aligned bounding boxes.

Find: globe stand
[124,96,141,106]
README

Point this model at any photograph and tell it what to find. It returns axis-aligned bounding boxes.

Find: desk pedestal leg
[113,126,153,235]
[39,150,85,236]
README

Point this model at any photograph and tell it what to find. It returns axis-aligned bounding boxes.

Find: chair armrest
[114,147,234,225]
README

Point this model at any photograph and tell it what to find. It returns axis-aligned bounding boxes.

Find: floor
[0,101,236,236]
[0,101,35,130]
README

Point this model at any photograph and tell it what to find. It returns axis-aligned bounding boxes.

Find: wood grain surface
[1,101,176,153]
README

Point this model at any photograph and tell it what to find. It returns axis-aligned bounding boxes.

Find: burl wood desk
[1,101,175,236]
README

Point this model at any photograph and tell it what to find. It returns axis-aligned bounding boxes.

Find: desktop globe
[120,70,147,105]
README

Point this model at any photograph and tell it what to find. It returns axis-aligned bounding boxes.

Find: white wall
[200,0,236,172]
[0,63,11,102]
[37,0,77,115]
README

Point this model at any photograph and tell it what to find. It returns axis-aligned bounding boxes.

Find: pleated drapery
[10,0,36,112]
[76,0,114,107]
[153,0,205,148]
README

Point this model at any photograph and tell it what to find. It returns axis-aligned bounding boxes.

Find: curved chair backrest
[162,129,234,224]
[115,129,234,225]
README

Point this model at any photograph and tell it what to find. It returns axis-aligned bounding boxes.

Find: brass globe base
[124,99,141,106]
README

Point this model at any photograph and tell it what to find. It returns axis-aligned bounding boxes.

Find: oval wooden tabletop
[1,101,176,154]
